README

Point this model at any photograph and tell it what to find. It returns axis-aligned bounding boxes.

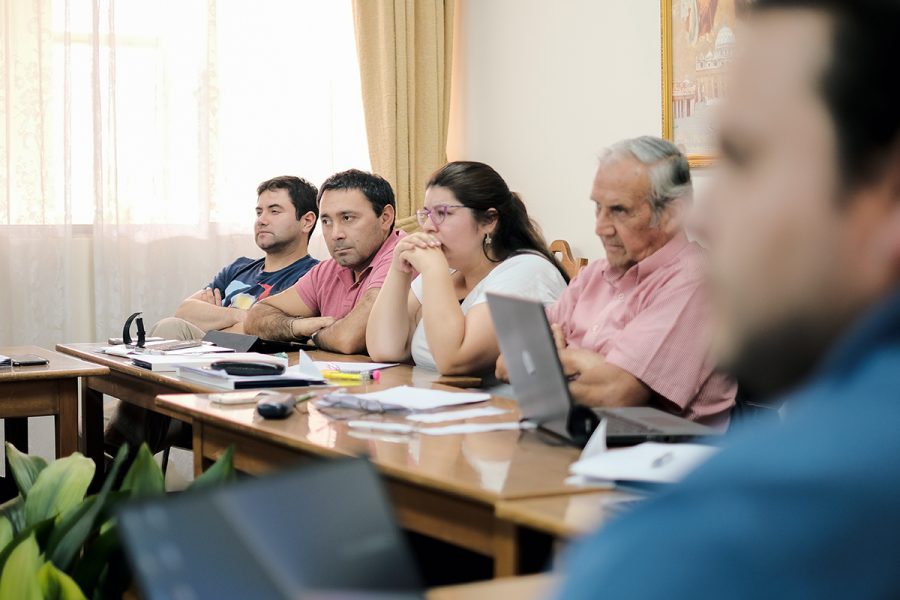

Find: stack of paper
[131,352,283,372]
[100,342,234,358]
[176,351,326,389]
[316,386,490,412]
[569,441,719,485]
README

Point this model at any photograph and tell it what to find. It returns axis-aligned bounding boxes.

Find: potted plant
[0,442,235,598]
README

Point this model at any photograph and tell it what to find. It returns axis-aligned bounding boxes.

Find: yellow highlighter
[321,370,367,382]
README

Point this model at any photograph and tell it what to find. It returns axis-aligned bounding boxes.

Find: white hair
[600,136,693,219]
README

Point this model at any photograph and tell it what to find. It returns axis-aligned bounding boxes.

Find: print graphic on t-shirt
[224,281,274,309]
[212,255,318,311]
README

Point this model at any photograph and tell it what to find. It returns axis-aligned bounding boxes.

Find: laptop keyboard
[602,413,664,434]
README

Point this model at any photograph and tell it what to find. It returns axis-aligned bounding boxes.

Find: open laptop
[486,292,719,447]
[117,459,423,600]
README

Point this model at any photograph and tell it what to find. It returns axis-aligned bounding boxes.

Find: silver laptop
[486,292,718,446]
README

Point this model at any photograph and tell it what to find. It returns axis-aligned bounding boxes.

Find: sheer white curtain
[1,0,369,346]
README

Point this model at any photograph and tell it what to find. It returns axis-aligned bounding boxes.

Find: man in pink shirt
[500,136,735,429]
[245,170,402,354]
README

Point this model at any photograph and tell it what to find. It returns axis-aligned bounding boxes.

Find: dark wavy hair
[256,175,319,239]
[317,169,396,231]
[426,161,569,282]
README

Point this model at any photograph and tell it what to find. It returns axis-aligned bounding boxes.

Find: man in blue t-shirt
[150,175,320,340]
[107,175,320,454]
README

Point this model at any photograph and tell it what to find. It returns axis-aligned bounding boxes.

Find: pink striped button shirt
[547,234,736,429]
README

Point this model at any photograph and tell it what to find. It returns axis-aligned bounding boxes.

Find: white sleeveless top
[409,253,567,370]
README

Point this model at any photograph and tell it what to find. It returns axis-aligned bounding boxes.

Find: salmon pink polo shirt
[294,230,403,319]
[547,234,736,429]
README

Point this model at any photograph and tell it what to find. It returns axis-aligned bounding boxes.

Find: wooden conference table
[57,342,601,576]
[428,573,559,599]
[0,345,108,458]
[0,346,108,498]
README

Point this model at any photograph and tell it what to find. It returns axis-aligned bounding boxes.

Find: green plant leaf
[70,525,119,593]
[0,517,12,551]
[0,519,55,576]
[0,496,26,536]
[46,445,128,572]
[120,443,165,498]
[188,445,236,491]
[5,442,49,499]
[24,452,95,526]
[38,560,88,600]
[0,533,43,600]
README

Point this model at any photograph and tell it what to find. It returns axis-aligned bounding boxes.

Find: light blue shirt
[557,288,900,599]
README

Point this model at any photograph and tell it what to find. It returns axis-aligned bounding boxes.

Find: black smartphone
[210,361,285,377]
[11,354,50,367]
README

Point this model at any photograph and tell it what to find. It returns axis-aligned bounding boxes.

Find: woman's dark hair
[256,175,319,239]
[427,161,569,282]
[317,169,397,231]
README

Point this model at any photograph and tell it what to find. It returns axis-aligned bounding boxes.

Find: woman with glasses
[366,161,568,375]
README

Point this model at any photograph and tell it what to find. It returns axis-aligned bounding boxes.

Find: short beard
[721,312,850,400]
[258,238,288,255]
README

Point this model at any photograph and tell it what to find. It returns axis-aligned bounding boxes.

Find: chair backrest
[550,239,589,280]
[396,215,420,234]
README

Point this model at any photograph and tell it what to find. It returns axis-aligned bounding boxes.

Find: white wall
[449,0,700,260]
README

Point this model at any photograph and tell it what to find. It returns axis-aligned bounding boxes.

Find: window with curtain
[0,0,369,345]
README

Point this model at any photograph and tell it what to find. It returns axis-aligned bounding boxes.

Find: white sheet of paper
[100,342,233,357]
[406,406,509,423]
[286,351,326,381]
[313,361,399,373]
[563,474,616,489]
[347,420,532,436]
[418,421,534,436]
[100,345,135,357]
[320,386,490,412]
[579,418,608,460]
[569,442,719,484]
[347,421,415,434]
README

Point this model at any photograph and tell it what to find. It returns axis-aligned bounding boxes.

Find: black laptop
[486,292,719,447]
[117,459,423,600]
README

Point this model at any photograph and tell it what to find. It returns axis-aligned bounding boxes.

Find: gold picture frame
[661,0,738,168]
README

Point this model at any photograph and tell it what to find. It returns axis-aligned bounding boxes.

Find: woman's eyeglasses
[415,204,467,227]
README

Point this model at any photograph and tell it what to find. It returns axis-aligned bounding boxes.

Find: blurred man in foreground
[559,0,900,597]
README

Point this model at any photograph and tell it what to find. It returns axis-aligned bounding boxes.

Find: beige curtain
[0,0,368,345]
[352,0,455,229]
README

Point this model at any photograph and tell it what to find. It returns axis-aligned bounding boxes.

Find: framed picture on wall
[661,0,740,168]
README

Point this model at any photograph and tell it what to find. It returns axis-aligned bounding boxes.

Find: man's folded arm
[561,349,652,407]
[313,288,380,355]
[174,289,245,333]
[244,287,333,341]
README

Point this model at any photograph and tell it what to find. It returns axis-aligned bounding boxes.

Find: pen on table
[650,451,674,468]
[294,392,317,405]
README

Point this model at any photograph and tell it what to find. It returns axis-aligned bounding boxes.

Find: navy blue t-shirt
[208,255,317,310]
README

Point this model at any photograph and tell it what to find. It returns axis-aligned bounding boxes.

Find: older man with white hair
[500,136,736,428]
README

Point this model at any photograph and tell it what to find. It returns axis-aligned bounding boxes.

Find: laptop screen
[118,459,423,599]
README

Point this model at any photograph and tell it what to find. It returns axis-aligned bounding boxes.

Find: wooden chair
[397,216,420,234]
[550,239,589,280]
